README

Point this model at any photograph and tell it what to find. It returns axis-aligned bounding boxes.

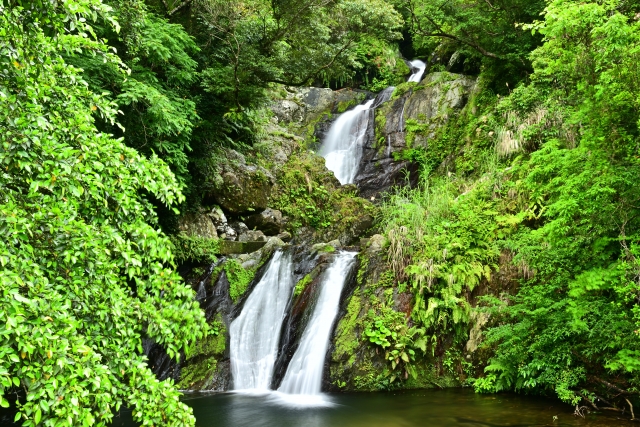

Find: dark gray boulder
[244,208,284,235]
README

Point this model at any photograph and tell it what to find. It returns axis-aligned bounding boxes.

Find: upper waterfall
[407,59,426,83]
[320,99,374,185]
[277,252,357,397]
[229,250,295,391]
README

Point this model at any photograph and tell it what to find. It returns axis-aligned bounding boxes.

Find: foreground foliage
[377,0,640,416]
[0,1,206,425]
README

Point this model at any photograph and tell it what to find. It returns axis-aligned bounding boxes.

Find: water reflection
[108,389,631,427]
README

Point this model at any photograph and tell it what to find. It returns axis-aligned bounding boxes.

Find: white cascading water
[277,252,357,399]
[230,250,295,392]
[320,100,374,185]
[407,59,426,83]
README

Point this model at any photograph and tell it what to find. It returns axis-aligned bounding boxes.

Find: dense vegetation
[3,0,640,424]
[377,0,640,416]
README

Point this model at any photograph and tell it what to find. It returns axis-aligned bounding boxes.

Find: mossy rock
[177,318,229,391]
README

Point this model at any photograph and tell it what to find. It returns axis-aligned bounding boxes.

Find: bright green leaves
[363,306,427,383]
[475,0,640,409]
[365,319,395,348]
[381,176,512,339]
[1,2,205,426]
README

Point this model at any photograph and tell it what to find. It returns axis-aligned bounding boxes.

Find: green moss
[177,318,227,389]
[378,270,395,288]
[317,244,336,253]
[394,60,411,78]
[352,361,384,391]
[293,274,312,298]
[404,364,460,389]
[270,151,377,238]
[391,82,417,100]
[225,259,256,303]
[404,118,431,149]
[336,99,355,113]
[374,110,387,143]
[333,293,363,366]
[356,253,370,286]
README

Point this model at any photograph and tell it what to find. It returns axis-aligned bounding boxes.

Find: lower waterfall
[229,250,294,391]
[229,249,357,405]
[277,252,357,397]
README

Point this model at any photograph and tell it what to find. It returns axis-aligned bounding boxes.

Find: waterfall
[320,100,375,185]
[277,252,357,397]
[408,59,426,83]
[230,250,295,391]
[372,86,395,108]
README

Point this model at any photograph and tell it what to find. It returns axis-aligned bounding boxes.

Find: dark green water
[110,389,633,427]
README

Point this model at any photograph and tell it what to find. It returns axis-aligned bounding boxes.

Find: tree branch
[592,376,638,396]
[168,0,192,16]
[266,38,356,86]
[406,0,499,59]
[420,14,499,59]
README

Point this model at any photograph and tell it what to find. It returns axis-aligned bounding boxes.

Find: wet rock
[244,208,284,235]
[367,234,386,253]
[177,268,233,391]
[401,72,477,128]
[338,213,374,246]
[271,99,306,124]
[466,311,490,353]
[310,242,337,254]
[328,239,342,249]
[208,205,227,227]
[177,211,217,239]
[230,221,249,236]
[270,86,369,128]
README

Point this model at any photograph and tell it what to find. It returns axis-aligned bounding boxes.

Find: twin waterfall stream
[228,61,425,406]
[229,251,356,405]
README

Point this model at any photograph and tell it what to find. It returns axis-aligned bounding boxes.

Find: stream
[110,388,633,427]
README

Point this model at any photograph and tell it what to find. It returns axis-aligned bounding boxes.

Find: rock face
[355,72,477,198]
[271,87,369,127]
[327,235,460,391]
[177,211,217,239]
[205,149,275,215]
